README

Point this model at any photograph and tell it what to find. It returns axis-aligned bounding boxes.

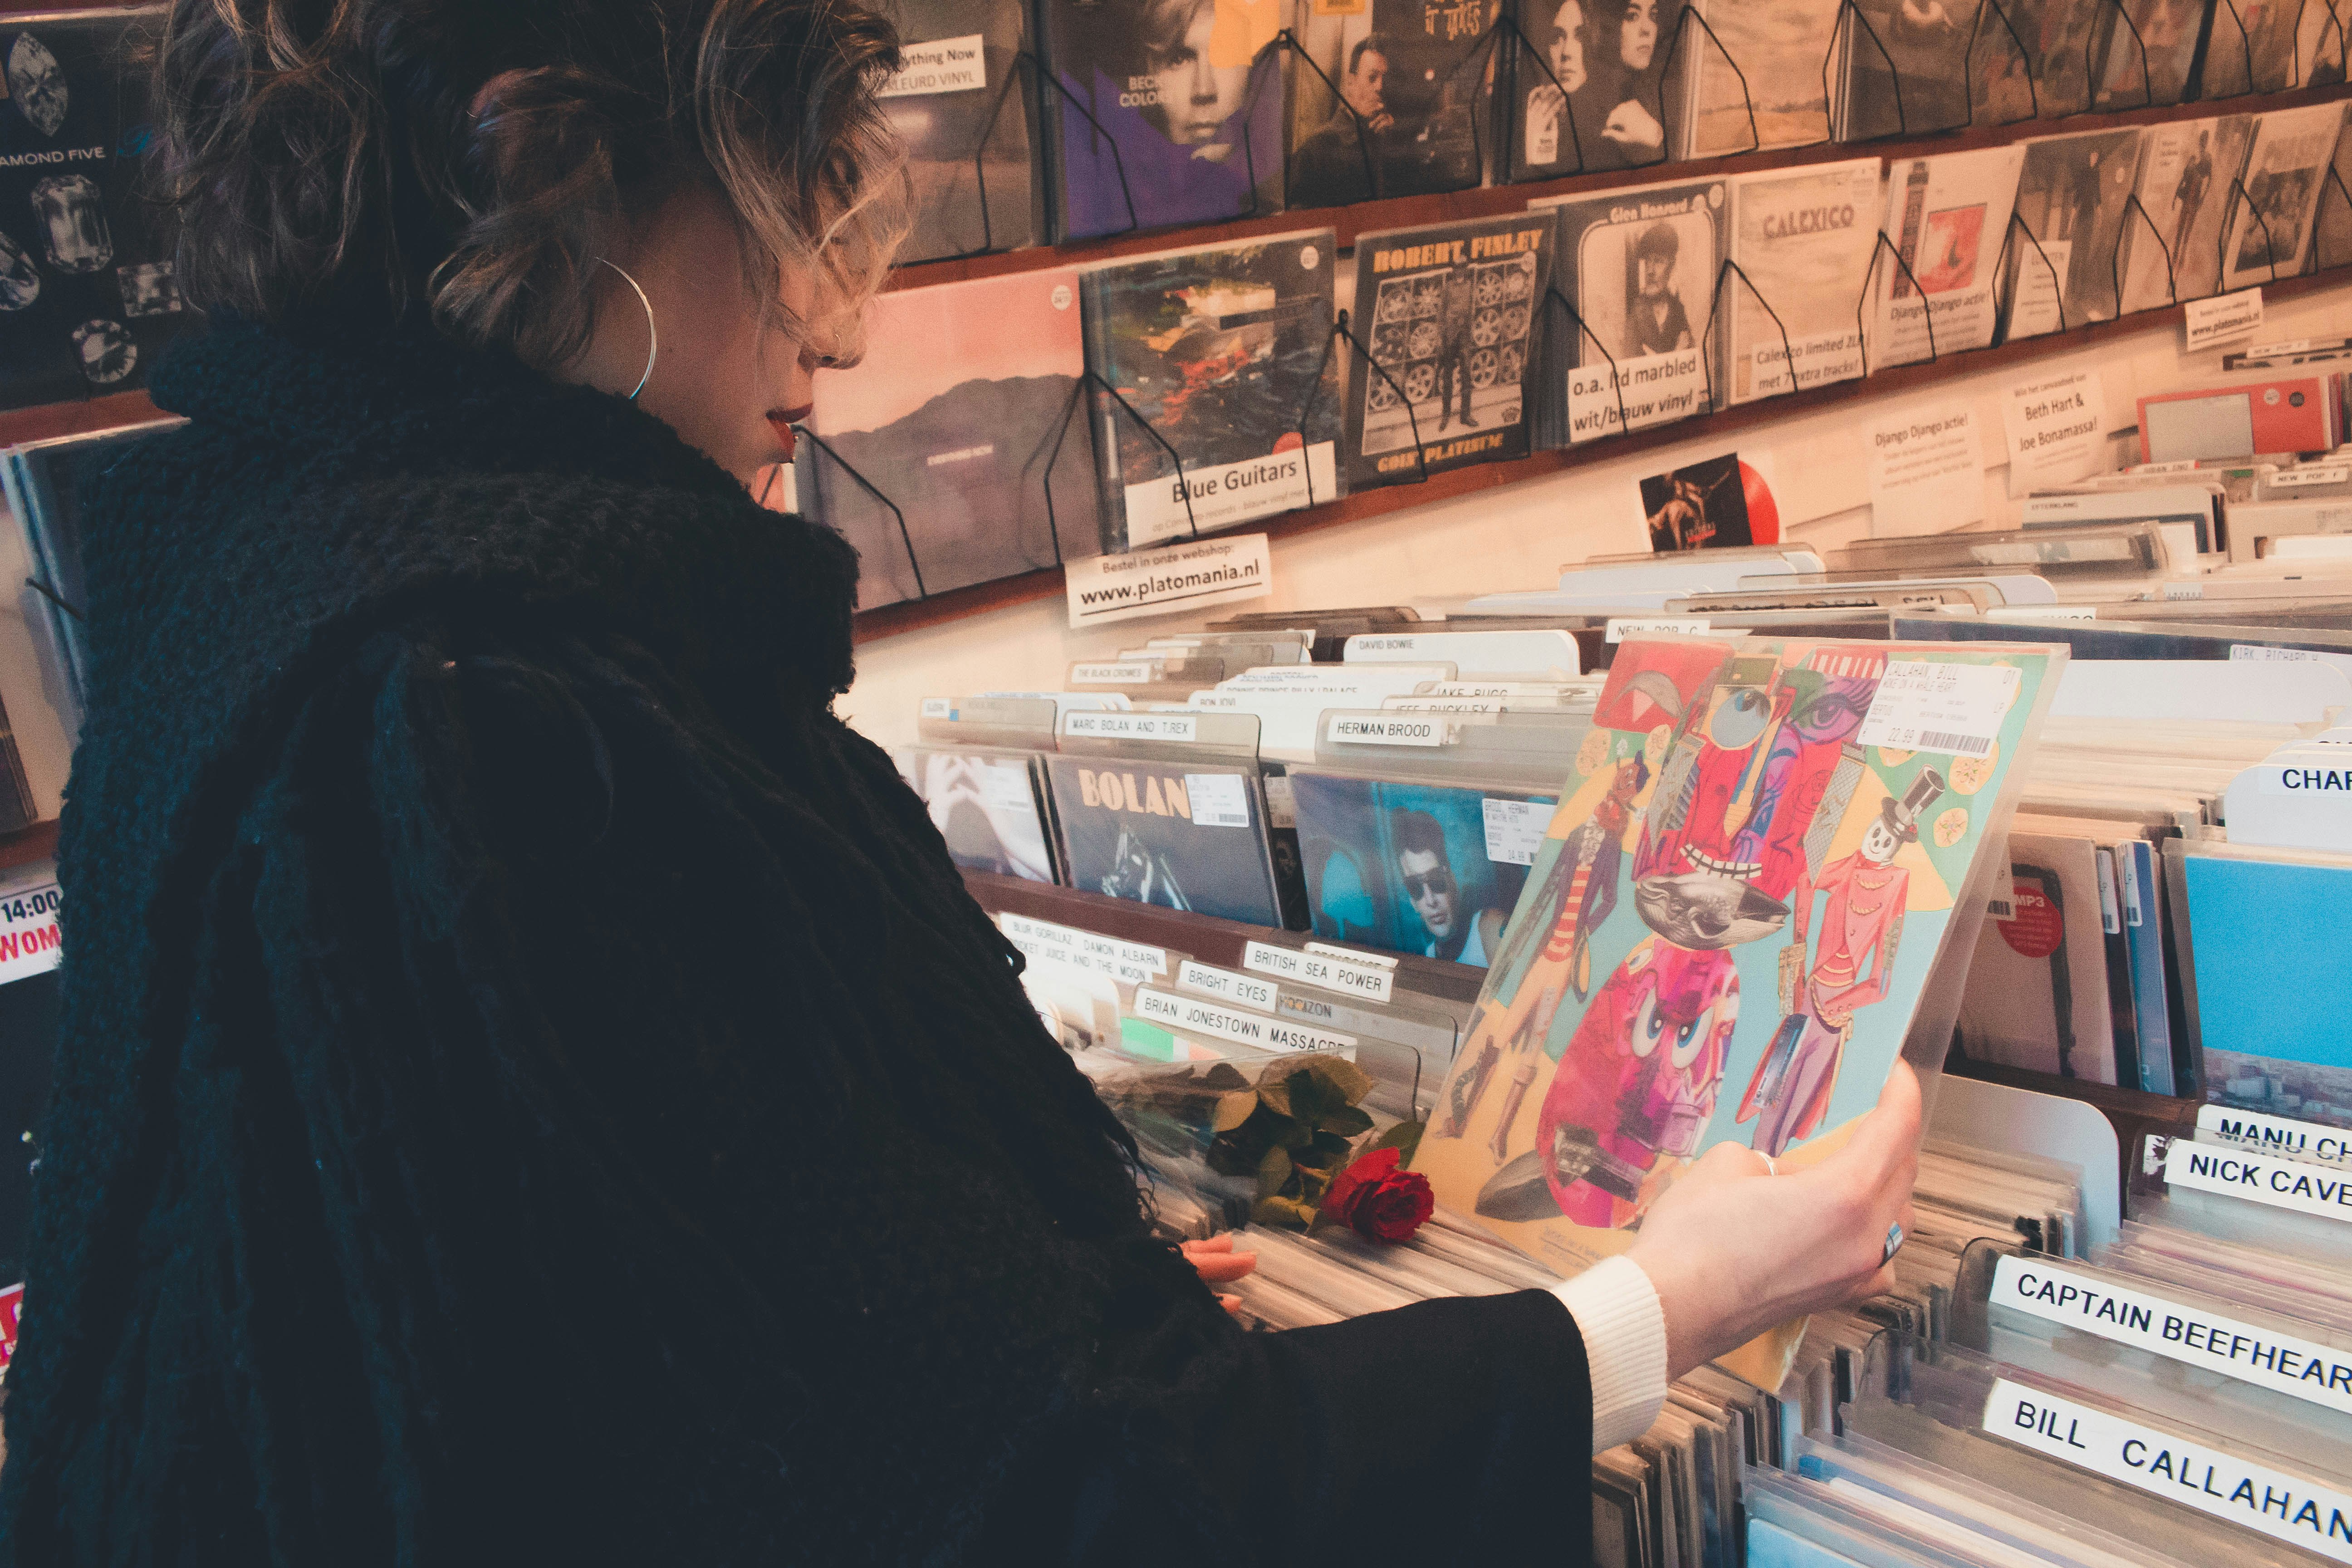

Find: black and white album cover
[896,747,1059,883]
[1504,0,1685,180]
[1044,754,1284,926]
[1290,0,1503,206]
[1971,0,2104,122]
[1080,230,1340,551]
[2219,102,2349,290]
[1539,175,1725,446]
[1828,0,1972,143]
[2117,113,2253,309]
[1343,213,1553,490]
[0,9,183,411]
[873,0,1040,260]
[2001,128,2145,338]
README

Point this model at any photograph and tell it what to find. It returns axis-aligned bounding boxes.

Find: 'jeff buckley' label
[1856,659,2019,759]
[1133,986,1356,1056]
[995,912,1167,982]
[1176,959,1279,1013]
[2199,1103,2352,1168]
[1242,940,1395,1004]
[2163,1138,2352,1224]
[1983,1378,2352,1563]
[1991,1256,2352,1416]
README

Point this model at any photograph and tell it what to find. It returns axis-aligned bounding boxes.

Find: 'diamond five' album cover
[1414,638,2053,1347]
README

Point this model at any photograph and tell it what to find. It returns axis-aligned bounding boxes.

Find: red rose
[1322,1147,1435,1244]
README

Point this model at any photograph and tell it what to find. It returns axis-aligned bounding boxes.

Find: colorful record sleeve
[1044,754,1283,925]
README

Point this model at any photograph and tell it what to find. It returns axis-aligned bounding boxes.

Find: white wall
[839,277,2352,749]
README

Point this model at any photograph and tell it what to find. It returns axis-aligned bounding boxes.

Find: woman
[0,2,1917,1563]
[1569,0,1667,170]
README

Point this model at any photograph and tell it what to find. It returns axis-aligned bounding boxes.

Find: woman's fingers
[1190,1250,1257,1284]
[1181,1235,1235,1256]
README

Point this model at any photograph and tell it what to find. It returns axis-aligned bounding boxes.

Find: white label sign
[1606,617,1712,642]
[1856,659,2021,758]
[1064,533,1273,628]
[2003,366,2105,497]
[0,881,60,985]
[1181,772,1252,828]
[2185,286,2265,353]
[1241,939,1395,1004]
[1176,959,1279,1013]
[996,911,1167,985]
[877,34,987,97]
[1427,682,1578,698]
[1069,662,1158,685]
[1124,448,1337,549]
[1326,713,1449,748]
[1061,711,1199,743]
[2199,1103,2352,1168]
[1865,404,1988,537]
[1482,797,1550,866]
[1132,986,1356,1056]
[1983,1378,2352,1563]
[921,696,954,718]
[2164,1139,2352,1224]
[2275,467,2352,488]
[1992,1256,2352,1416]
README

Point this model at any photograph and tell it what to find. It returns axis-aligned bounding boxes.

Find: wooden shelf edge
[0,820,59,874]
[851,263,2352,645]
[0,390,162,452]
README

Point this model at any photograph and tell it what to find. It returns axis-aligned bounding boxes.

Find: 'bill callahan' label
[1133,986,1356,1056]
[2199,1103,2352,1168]
[1984,1378,2352,1562]
[1241,939,1394,1004]
[1992,1256,2352,1416]
[2164,1139,2352,1224]
[1124,444,1338,548]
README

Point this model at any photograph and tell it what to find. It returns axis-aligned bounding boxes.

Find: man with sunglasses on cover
[1392,809,1509,967]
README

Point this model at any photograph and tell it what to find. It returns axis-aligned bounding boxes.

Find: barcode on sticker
[1917,728,1991,754]
[1183,773,1252,828]
[1987,895,2018,920]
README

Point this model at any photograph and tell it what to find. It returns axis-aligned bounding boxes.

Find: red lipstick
[768,405,813,461]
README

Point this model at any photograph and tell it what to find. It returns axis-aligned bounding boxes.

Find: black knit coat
[0,318,1592,1566]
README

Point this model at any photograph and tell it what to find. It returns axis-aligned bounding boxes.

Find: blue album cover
[1045,754,1282,926]
[2185,851,2352,1127]
[1289,773,1559,968]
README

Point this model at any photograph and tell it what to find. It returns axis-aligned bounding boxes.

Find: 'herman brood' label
[2163,1139,2352,1223]
[1327,713,1449,748]
[1241,939,1395,1004]
[1984,1378,2352,1563]
[1992,1255,2352,1416]
[2199,1103,2352,1167]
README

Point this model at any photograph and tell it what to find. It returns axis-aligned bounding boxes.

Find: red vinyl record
[1740,460,1780,544]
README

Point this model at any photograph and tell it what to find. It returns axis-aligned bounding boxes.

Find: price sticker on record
[0,881,60,985]
[1856,660,2020,759]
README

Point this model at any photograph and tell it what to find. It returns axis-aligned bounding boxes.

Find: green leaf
[1298,1053,1374,1106]
[1255,1073,1295,1119]
[1213,1090,1259,1133]
[1311,1130,1354,1164]
[1317,1104,1375,1138]
[1372,1119,1427,1166]
[1255,1144,1295,1199]
[1252,1195,1318,1230]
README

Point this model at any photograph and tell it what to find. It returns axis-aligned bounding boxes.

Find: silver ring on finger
[1753,1149,1777,1177]
[1880,1220,1906,1267]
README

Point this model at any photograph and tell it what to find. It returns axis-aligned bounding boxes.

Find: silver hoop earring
[593,257,657,401]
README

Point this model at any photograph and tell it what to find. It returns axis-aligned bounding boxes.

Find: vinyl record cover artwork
[2186,852,2352,1130]
[1830,0,1974,143]
[1508,0,1687,178]
[808,269,1098,608]
[1416,638,2050,1287]
[874,0,1039,260]
[0,10,185,411]
[2004,129,2145,336]
[1292,0,1503,204]
[1082,231,1341,550]
[1038,0,1284,240]
[1541,177,1725,444]
[2195,0,2301,96]
[1289,773,1561,966]
[1045,754,1285,925]
[1724,161,1881,404]
[1344,214,1553,490]
[1873,147,2026,363]
[2118,115,2254,309]
[2220,103,2349,289]
[1668,0,1840,157]
[1971,0,2103,122]
[1641,451,1751,551]
[2087,0,2208,106]
[1953,832,2118,1084]
[897,749,1059,883]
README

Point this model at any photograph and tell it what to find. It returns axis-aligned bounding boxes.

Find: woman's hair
[152,0,908,367]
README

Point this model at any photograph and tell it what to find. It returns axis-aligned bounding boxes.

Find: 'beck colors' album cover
[1343,214,1553,491]
[807,268,1099,609]
[874,0,1041,260]
[1045,754,1284,926]
[1081,230,1341,551]
[1539,176,1726,446]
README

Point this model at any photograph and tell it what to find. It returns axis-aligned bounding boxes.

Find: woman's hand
[1182,1235,1257,1313]
[1625,1060,1921,1379]
[1601,98,1665,152]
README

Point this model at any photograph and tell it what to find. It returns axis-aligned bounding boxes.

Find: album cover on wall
[1827,0,1972,144]
[1080,230,1341,551]
[1343,214,1553,491]
[1504,0,1685,179]
[1871,146,2028,365]
[2000,128,2145,338]
[806,269,1098,609]
[2298,0,2347,85]
[1665,0,1839,159]
[1970,0,2104,123]
[1538,175,1726,446]
[874,0,1041,260]
[1292,0,1504,205]
[2316,113,2352,270]
[2193,0,2300,97]
[0,9,185,412]
[2116,114,2254,310]
[1953,830,2119,1085]
[2218,102,2350,290]
[1414,637,2054,1285]
[1036,0,1284,240]
[1289,773,1561,967]
[894,747,1060,884]
[1044,754,1284,926]
[1639,451,1750,550]
[1722,160,1881,406]
[2087,0,2210,106]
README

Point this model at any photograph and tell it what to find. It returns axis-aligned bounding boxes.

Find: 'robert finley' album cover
[2117,114,2254,309]
[1538,175,1725,446]
[894,747,1061,884]
[1828,0,1973,144]
[1414,637,2052,1291]
[2087,0,2208,106]
[2218,102,2349,290]
[1871,146,2026,367]
[806,268,1099,609]
[1344,213,1552,491]
[1289,773,1560,967]
[1665,0,1839,159]
[1722,160,1881,406]
[1037,0,1284,240]
[0,9,184,412]
[1505,0,1685,179]
[2194,0,2300,97]
[2001,127,2145,338]
[1081,230,1341,551]
[2181,845,2352,1130]
[1291,0,1503,205]
[874,0,1041,260]
[1044,753,1284,925]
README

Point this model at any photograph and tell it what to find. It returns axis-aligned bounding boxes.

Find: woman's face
[1548,0,1588,91]
[1619,0,1657,70]
[1143,4,1250,145]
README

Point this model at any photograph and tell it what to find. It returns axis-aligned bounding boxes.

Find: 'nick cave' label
[1176,959,1279,1013]
[995,912,1167,984]
[1241,939,1395,1004]
[1327,713,1450,748]
[1983,1378,2352,1562]
[876,34,986,97]
[1992,1256,2352,1416]
[0,881,60,986]
[1855,659,2019,759]
[2164,1139,2352,1224]
[1124,444,1338,548]
[1133,987,1356,1056]
[2199,1103,2352,1167]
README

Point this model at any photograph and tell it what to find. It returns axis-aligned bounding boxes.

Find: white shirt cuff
[1551,1254,1669,1454]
